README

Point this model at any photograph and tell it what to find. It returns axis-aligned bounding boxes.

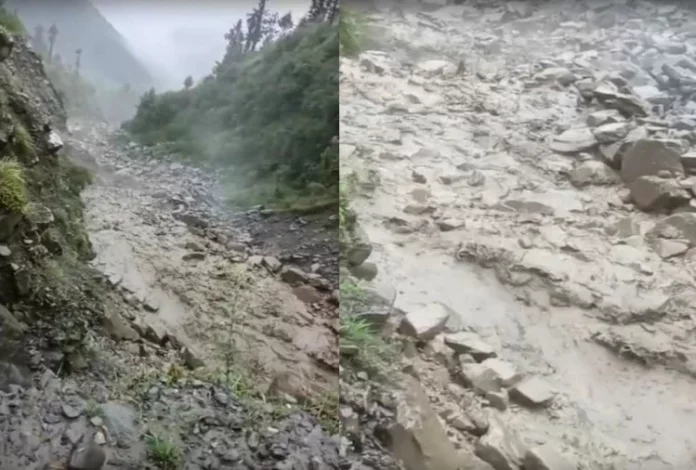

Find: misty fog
[94,0,310,91]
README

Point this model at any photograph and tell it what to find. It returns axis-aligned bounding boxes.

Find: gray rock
[586,109,623,127]
[509,377,554,408]
[280,266,309,285]
[68,442,106,470]
[261,256,282,273]
[569,160,619,187]
[592,121,631,144]
[681,151,696,174]
[99,401,138,448]
[181,345,205,369]
[647,238,689,259]
[46,130,64,154]
[628,175,690,212]
[345,226,373,266]
[549,128,598,154]
[399,303,451,340]
[437,218,465,232]
[648,213,696,246]
[349,261,378,281]
[524,445,576,470]
[444,332,496,360]
[475,416,526,470]
[533,67,576,86]
[459,362,504,394]
[620,139,685,184]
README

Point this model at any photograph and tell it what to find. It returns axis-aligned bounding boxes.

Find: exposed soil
[0,115,341,469]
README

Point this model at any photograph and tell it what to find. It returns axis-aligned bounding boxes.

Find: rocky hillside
[0,10,341,470]
[6,0,152,87]
[340,1,696,469]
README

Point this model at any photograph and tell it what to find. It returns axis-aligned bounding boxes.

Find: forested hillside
[124,0,339,210]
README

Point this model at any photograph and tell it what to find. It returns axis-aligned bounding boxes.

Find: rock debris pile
[340,1,696,469]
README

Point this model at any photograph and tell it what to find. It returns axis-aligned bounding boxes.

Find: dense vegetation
[124,0,339,210]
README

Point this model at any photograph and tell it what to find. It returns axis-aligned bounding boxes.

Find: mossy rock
[24,202,54,227]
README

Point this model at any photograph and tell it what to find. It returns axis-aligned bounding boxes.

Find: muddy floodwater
[341,1,696,467]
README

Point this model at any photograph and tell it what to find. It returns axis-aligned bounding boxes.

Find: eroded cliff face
[0,24,100,382]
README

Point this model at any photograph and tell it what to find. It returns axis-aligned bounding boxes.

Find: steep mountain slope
[0,7,341,468]
[6,0,153,87]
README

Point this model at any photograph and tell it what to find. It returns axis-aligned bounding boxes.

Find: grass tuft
[146,433,182,470]
[0,157,27,213]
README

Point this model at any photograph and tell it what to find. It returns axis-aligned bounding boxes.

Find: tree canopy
[124,0,339,210]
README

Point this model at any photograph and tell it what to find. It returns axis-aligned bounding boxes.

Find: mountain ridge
[6,0,153,87]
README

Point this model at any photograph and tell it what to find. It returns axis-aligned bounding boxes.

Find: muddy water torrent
[341,1,696,468]
[68,121,337,396]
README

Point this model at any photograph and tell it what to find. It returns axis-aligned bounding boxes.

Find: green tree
[306,0,328,22]
[261,12,279,47]
[244,0,266,53]
[327,0,338,22]
[124,3,339,209]
[221,19,245,65]
[278,12,294,35]
[183,75,193,89]
[48,23,58,62]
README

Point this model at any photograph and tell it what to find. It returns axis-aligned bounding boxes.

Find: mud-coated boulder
[620,139,685,184]
[388,376,473,470]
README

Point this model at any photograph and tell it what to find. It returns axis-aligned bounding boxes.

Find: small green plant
[306,389,339,434]
[0,10,25,35]
[146,434,182,470]
[12,122,35,157]
[0,157,27,213]
[339,313,395,373]
[85,400,102,419]
[339,183,355,245]
[60,157,94,194]
[339,7,367,57]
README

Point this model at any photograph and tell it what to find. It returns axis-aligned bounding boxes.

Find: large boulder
[620,139,685,184]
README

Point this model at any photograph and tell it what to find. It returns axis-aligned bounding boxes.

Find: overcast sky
[93,1,310,90]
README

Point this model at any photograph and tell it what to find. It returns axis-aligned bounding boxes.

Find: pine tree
[244,0,266,53]
[306,0,328,22]
[327,0,339,22]
[183,75,193,89]
[278,12,294,35]
[221,19,246,66]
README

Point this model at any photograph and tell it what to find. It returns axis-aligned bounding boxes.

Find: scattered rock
[475,416,526,470]
[68,442,107,470]
[399,303,451,340]
[523,445,576,470]
[509,377,554,408]
[280,266,309,285]
[628,175,690,212]
[549,128,598,154]
[569,160,619,186]
[620,139,685,184]
[444,332,496,360]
